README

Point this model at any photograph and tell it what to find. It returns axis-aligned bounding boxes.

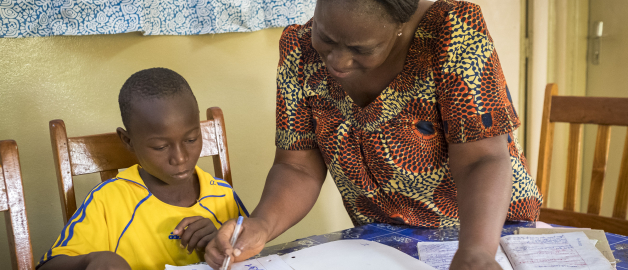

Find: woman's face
[311,1,403,82]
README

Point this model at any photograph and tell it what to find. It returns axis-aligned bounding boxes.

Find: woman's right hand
[204,148,328,269]
[204,217,270,269]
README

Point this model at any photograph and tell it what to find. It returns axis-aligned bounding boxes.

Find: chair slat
[536,84,558,206]
[550,96,628,125]
[200,120,219,157]
[49,120,77,224]
[0,140,35,270]
[100,170,119,182]
[208,107,233,186]
[587,125,612,214]
[612,131,628,219]
[0,165,8,212]
[563,123,583,211]
[68,134,138,176]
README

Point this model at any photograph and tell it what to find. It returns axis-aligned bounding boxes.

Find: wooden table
[256,222,628,269]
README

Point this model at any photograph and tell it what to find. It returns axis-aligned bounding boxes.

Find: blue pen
[221,216,244,270]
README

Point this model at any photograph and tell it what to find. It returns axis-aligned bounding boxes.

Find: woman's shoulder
[279,19,318,63]
[280,19,313,41]
[419,0,489,36]
[427,0,484,16]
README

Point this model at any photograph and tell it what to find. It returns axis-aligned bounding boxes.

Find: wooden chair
[50,107,232,224]
[536,83,628,235]
[0,140,35,270]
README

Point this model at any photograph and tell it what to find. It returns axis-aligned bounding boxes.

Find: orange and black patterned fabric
[275,0,542,227]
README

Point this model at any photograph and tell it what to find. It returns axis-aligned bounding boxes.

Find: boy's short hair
[119,68,197,129]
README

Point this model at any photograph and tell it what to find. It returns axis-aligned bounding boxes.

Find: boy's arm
[38,251,130,270]
[39,182,123,269]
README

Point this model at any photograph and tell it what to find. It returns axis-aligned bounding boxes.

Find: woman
[206,0,541,269]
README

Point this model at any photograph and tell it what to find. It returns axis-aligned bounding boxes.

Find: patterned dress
[275,0,542,228]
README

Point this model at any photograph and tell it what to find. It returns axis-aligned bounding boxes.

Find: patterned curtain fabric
[0,0,315,37]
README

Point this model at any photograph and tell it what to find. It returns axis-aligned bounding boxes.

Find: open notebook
[417,232,613,270]
[166,239,437,270]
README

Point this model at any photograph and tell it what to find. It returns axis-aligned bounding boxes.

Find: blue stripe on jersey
[62,178,119,246]
[115,192,152,252]
[232,191,250,217]
[198,195,226,225]
[213,180,248,217]
[117,177,149,190]
[37,255,61,269]
[39,178,118,265]
[217,182,231,189]
[113,177,152,252]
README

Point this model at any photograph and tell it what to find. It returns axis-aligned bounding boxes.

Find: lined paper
[500,232,612,270]
[417,241,513,270]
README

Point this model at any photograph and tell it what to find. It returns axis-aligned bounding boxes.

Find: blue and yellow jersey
[38,165,248,269]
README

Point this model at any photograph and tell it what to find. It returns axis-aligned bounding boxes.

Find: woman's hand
[204,217,269,269]
[84,251,132,270]
[173,216,218,254]
[449,248,503,270]
[203,147,327,269]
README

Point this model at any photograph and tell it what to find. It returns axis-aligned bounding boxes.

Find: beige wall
[526,0,550,182]
[0,2,524,268]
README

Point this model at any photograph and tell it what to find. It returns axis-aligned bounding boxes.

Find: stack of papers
[516,228,616,267]
[417,231,614,270]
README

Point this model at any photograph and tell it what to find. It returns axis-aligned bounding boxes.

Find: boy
[38,68,248,270]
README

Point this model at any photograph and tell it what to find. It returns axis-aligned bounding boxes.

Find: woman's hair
[318,0,419,24]
[373,0,420,23]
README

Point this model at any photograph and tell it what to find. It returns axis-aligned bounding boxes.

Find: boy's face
[118,94,202,185]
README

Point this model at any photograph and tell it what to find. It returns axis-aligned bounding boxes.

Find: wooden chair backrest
[50,107,232,224]
[536,83,628,235]
[0,140,35,270]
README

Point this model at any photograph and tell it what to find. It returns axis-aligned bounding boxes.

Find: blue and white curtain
[0,0,315,37]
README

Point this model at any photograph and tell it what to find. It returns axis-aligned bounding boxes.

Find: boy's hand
[173,216,218,254]
[85,251,131,270]
[204,217,268,269]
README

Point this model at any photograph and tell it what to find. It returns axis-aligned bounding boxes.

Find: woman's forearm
[454,156,512,253]
[251,148,327,241]
[449,134,513,255]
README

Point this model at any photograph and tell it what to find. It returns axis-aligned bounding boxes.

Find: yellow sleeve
[38,180,113,267]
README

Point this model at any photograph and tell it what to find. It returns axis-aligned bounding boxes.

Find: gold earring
[398,32,402,36]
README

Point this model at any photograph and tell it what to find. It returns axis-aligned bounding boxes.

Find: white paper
[534,221,553,228]
[280,239,437,270]
[417,241,513,270]
[500,231,613,270]
[495,245,515,270]
[257,255,293,270]
[165,264,212,270]
[165,254,292,270]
